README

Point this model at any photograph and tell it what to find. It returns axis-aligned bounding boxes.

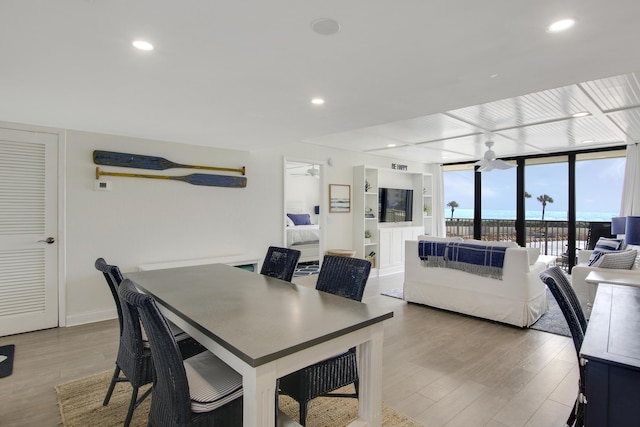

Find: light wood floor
[0,272,577,427]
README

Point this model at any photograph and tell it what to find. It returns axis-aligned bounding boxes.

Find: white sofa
[571,247,640,318]
[404,237,549,327]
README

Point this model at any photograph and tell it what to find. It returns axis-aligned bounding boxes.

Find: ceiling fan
[474,140,516,172]
[290,164,320,178]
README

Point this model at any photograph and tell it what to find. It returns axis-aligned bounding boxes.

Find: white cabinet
[354,165,435,276]
[378,226,423,275]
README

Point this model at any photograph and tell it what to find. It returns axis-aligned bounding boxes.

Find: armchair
[571,248,640,318]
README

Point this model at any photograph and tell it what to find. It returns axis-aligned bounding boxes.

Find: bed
[286,204,320,263]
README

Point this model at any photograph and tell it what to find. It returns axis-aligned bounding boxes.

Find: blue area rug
[0,344,15,378]
[294,262,319,277]
[382,287,571,337]
[381,288,404,299]
[530,287,571,337]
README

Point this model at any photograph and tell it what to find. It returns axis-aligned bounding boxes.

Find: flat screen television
[378,188,413,222]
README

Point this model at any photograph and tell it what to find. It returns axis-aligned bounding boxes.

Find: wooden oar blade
[177,173,247,188]
[94,150,177,170]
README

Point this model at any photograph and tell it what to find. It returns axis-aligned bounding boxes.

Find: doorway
[284,160,324,267]
[0,125,61,336]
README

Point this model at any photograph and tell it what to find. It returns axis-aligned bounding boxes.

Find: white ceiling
[2,1,640,164]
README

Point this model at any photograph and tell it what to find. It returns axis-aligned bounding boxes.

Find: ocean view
[445,208,618,222]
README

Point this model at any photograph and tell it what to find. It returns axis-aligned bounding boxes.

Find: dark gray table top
[581,284,640,370]
[126,264,393,367]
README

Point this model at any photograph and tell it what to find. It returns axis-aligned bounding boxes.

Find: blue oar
[94,150,245,175]
[96,167,247,188]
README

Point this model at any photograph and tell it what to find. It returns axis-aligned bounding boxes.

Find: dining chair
[118,279,243,426]
[540,266,587,427]
[260,246,301,282]
[277,255,372,426]
[95,258,205,426]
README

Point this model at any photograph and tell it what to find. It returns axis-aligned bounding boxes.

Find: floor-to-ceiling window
[443,164,475,238]
[443,146,626,269]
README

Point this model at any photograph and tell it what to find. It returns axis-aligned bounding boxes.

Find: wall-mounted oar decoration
[96,167,247,188]
[93,150,245,175]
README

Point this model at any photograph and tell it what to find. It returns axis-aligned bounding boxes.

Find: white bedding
[287,225,320,247]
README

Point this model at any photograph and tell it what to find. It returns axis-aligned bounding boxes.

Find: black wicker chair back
[260,246,301,282]
[315,255,371,301]
[95,257,125,336]
[540,266,587,427]
[95,258,153,427]
[118,279,242,426]
[278,254,372,426]
[95,257,205,426]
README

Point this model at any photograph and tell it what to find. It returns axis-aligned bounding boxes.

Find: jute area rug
[56,370,423,427]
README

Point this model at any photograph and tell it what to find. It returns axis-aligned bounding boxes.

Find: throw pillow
[286,216,295,227]
[595,249,638,270]
[588,237,625,264]
[286,213,311,225]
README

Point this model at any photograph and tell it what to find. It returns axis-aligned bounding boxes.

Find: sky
[444,157,625,220]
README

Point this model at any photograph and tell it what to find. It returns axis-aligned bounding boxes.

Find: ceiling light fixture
[132,40,154,51]
[572,111,590,118]
[311,18,341,36]
[387,144,397,148]
[547,18,576,33]
[474,140,516,172]
[311,98,325,105]
[581,139,595,144]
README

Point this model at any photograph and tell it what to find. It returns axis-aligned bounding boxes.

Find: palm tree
[524,191,532,199]
[536,194,554,221]
[446,201,459,219]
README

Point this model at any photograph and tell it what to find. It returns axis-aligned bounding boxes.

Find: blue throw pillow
[286,213,311,225]
[588,237,624,265]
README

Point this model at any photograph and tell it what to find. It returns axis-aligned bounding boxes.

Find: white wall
[62,129,438,325]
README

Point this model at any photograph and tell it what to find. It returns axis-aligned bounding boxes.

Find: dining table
[125,263,394,427]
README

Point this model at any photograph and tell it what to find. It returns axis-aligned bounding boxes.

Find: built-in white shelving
[353,165,434,276]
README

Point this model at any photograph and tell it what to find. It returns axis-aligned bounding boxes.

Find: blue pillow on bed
[287,213,311,225]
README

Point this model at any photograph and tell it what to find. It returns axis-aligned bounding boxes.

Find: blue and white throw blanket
[418,240,508,279]
[418,240,447,267]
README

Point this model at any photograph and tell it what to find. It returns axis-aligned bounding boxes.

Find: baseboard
[65,308,117,327]
[377,265,404,277]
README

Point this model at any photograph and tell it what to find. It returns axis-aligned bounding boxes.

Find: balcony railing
[445,218,603,258]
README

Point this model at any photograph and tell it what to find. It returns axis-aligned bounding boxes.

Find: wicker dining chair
[118,279,243,426]
[277,255,372,426]
[260,246,301,282]
[540,266,587,427]
[95,258,205,426]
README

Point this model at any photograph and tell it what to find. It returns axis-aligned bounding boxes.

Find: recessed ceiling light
[387,144,397,148]
[581,139,595,144]
[489,73,499,79]
[132,40,154,51]
[547,18,576,33]
[572,111,590,118]
[311,18,341,36]
[311,98,325,105]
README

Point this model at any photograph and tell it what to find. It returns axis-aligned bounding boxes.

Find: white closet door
[0,127,58,336]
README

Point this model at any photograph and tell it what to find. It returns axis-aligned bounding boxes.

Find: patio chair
[260,246,301,282]
[585,222,614,250]
[277,255,372,426]
[118,279,243,426]
[95,258,205,426]
[540,266,587,427]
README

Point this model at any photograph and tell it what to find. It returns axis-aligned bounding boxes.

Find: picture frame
[329,184,351,213]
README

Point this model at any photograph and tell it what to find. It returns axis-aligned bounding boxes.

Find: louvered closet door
[0,127,58,336]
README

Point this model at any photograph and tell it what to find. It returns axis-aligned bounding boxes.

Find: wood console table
[580,284,640,426]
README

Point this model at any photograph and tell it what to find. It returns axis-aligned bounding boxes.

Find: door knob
[38,237,55,244]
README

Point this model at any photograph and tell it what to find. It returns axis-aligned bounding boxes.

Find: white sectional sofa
[404,237,549,327]
[571,247,639,318]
